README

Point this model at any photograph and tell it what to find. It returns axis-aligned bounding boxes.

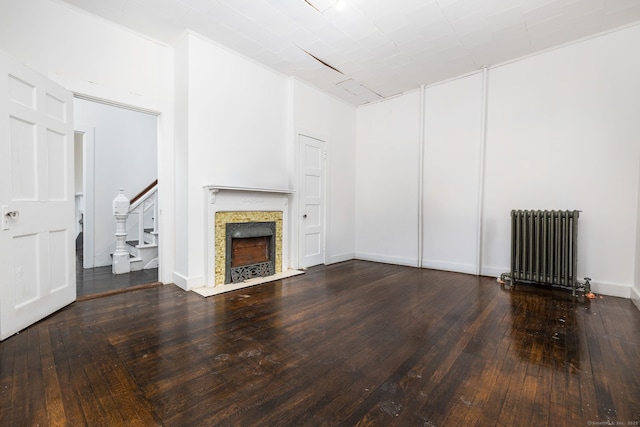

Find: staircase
[126,227,158,271]
[112,181,158,274]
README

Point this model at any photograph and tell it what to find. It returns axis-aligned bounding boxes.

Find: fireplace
[204,186,292,289]
[213,210,283,286]
[225,221,276,283]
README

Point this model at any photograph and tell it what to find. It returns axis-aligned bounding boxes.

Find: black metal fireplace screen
[225,221,276,283]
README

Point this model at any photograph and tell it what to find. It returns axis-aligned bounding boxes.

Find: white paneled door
[0,52,76,340]
[299,134,326,269]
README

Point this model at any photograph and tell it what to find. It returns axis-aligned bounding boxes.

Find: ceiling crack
[299,48,345,75]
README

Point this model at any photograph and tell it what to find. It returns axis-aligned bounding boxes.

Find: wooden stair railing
[130,179,158,205]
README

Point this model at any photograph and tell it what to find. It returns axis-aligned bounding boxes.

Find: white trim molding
[631,287,640,312]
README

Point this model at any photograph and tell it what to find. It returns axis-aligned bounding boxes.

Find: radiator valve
[583,277,591,292]
[497,272,511,286]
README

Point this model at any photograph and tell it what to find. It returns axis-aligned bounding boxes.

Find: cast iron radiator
[508,210,588,295]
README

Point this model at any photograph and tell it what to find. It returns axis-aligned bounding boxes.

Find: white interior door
[299,134,326,269]
[0,52,76,340]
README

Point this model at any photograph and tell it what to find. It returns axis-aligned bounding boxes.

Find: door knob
[1,205,18,230]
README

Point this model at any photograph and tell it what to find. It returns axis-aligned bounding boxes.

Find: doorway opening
[73,97,160,298]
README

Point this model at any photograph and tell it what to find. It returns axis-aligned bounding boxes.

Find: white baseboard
[589,281,631,298]
[479,266,632,298]
[355,252,418,268]
[631,287,640,312]
[421,259,477,275]
[351,258,635,300]
[172,272,189,290]
[480,265,510,278]
[326,252,355,265]
[172,272,204,291]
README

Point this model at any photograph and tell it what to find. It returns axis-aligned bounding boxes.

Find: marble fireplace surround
[199,185,299,296]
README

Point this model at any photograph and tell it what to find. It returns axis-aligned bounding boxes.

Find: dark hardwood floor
[2,260,639,426]
[76,232,159,299]
[76,263,160,299]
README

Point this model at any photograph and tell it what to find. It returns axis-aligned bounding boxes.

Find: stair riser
[125,243,158,271]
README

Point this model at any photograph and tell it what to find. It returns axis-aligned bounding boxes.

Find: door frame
[71,94,162,275]
[296,131,328,270]
[74,125,95,268]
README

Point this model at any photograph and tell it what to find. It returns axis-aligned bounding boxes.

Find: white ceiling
[55,0,640,105]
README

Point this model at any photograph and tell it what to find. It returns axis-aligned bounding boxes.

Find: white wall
[0,0,175,282]
[173,33,291,289]
[0,0,171,105]
[0,0,356,289]
[172,36,358,289]
[187,34,290,190]
[173,35,190,286]
[74,98,157,267]
[292,79,357,265]
[355,92,421,266]
[356,24,640,297]
[423,73,484,274]
[483,25,640,296]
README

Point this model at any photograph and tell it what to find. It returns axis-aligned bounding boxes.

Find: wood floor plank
[64,326,115,426]
[38,326,67,426]
[583,301,619,424]
[47,325,88,426]
[1,260,640,426]
[574,299,599,424]
[0,329,19,424]
[27,327,52,424]
[448,294,513,426]
[410,295,502,426]
[465,288,516,426]
[11,332,30,423]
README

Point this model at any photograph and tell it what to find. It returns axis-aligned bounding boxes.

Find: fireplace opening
[231,236,269,267]
[225,221,276,283]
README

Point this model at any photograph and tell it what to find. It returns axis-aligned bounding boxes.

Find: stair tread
[111,253,143,260]
[126,240,158,248]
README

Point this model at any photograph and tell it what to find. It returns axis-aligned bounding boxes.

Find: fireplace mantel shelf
[204,185,295,194]
[204,185,294,205]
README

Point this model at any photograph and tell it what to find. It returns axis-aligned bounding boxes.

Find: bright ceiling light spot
[336,0,346,11]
